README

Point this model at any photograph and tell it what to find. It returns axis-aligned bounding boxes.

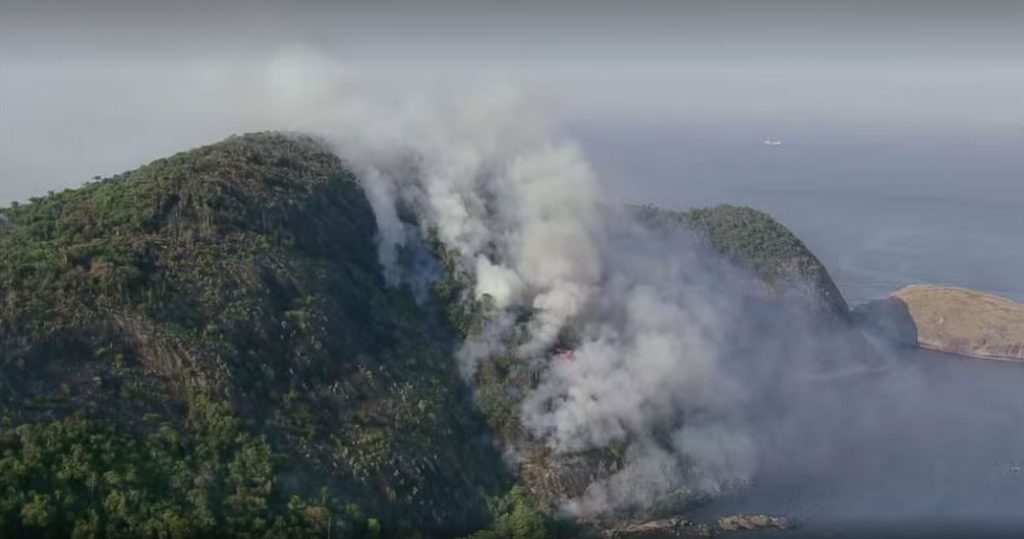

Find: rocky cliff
[854,284,1024,361]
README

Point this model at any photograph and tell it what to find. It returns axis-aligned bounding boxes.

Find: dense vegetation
[0,409,370,538]
[638,204,850,323]
[0,132,856,537]
[0,133,511,537]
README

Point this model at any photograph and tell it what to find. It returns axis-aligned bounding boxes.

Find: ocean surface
[685,347,1024,536]
[573,119,1024,536]
[571,119,1024,306]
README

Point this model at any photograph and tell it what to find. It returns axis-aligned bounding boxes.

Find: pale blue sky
[1,0,1022,204]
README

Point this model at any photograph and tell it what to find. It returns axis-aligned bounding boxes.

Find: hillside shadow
[851,297,919,347]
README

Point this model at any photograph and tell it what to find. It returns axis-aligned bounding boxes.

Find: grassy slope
[0,133,508,537]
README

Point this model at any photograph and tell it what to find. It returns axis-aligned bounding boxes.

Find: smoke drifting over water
[175,51,1024,527]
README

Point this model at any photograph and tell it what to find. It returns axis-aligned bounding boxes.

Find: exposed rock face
[852,296,919,347]
[599,513,787,538]
[715,513,788,532]
[855,285,1024,361]
[601,516,707,538]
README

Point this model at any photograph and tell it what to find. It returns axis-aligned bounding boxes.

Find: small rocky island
[854,284,1024,361]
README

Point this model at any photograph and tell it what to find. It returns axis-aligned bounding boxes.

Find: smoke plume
[228,51,1024,527]
[309,84,772,515]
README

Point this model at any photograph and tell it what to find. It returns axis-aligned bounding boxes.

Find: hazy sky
[1,0,1022,204]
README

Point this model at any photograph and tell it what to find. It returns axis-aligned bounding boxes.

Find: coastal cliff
[854,284,1024,361]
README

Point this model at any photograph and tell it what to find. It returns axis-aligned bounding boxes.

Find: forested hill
[637,204,851,324]
[0,132,857,538]
[0,133,513,538]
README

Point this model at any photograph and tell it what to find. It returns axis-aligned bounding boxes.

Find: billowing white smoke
[248,50,762,515]
[519,224,760,514]
[324,90,761,515]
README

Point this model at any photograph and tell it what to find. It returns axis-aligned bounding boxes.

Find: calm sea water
[572,119,1024,305]
[574,120,1024,535]
[688,347,1024,534]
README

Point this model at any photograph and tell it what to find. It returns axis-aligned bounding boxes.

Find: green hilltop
[638,204,850,324]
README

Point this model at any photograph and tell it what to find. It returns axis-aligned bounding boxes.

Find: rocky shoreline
[854,284,1024,362]
[585,513,789,538]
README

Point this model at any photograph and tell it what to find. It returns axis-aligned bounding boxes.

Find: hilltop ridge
[0,133,508,537]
